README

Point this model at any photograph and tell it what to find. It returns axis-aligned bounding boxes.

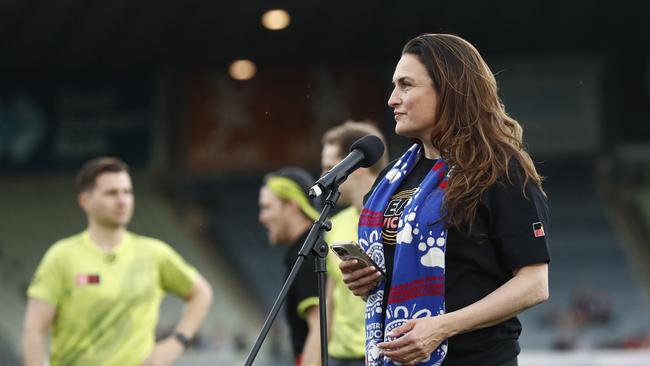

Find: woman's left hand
[377,316,452,365]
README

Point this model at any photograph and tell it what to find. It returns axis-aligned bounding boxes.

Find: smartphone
[330,241,386,280]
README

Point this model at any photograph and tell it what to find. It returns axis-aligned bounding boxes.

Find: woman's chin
[395,124,414,139]
[394,123,408,136]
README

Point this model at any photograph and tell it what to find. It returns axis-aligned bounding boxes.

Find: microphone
[310,135,385,197]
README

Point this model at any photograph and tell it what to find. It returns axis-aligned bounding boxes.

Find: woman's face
[388,53,439,141]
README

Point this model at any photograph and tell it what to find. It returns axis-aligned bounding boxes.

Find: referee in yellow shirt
[22,157,213,366]
[320,121,389,366]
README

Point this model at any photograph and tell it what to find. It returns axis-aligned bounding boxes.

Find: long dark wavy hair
[402,33,544,229]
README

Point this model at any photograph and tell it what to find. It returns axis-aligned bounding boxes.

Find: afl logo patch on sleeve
[532,222,545,238]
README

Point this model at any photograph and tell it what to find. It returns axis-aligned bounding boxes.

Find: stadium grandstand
[0,0,649,365]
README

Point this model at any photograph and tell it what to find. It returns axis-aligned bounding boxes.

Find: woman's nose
[387,87,401,108]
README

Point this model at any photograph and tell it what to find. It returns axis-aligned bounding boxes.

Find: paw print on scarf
[418,235,445,268]
[385,168,402,184]
[396,212,417,244]
[385,158,405,184]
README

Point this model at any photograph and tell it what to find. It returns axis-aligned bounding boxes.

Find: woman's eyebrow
[392,76,413,85]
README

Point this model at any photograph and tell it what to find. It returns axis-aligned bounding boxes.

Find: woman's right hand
[340,259,383,299]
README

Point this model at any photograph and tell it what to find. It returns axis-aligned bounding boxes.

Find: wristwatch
[172,331,191,348]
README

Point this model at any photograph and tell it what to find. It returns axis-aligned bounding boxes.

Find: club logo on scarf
[359,144,449,366]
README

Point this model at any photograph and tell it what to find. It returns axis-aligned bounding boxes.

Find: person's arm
[142,275,213,366]
[300,306,322,366]
[379,263,549,365]
[23,298,56,366]
[171,274,213,341]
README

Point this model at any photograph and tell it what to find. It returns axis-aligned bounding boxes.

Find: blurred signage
[493,56,601,156]
[0,76,152,171]
[183,69,385,172]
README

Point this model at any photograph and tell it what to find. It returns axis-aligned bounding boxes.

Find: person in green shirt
[320,121,389,366]
[22,157,213,366]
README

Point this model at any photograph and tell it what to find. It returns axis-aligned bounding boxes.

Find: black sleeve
[293,252,320,315]
[486,162,551,270]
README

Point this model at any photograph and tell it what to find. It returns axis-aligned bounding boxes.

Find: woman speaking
[340,34,550,366]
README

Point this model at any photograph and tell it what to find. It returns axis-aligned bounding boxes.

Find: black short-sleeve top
[365,156,550,366]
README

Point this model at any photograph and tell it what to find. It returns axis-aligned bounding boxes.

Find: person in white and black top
[340,34,550,366]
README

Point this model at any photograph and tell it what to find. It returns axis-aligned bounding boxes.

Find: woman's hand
[339,259,382,299]
[377,316,452,365]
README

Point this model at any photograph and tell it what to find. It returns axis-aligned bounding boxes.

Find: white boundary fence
[173,350,650,366]
[520,350,650,366]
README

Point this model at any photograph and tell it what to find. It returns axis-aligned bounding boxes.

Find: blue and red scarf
[359,144,449,366]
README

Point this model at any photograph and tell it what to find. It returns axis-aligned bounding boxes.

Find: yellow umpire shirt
[325,206,366,359]
[27,230,198,366]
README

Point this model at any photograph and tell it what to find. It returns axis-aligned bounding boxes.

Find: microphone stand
[244,185,341,366]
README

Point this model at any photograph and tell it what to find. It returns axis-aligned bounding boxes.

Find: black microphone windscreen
[350,135,385,168]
